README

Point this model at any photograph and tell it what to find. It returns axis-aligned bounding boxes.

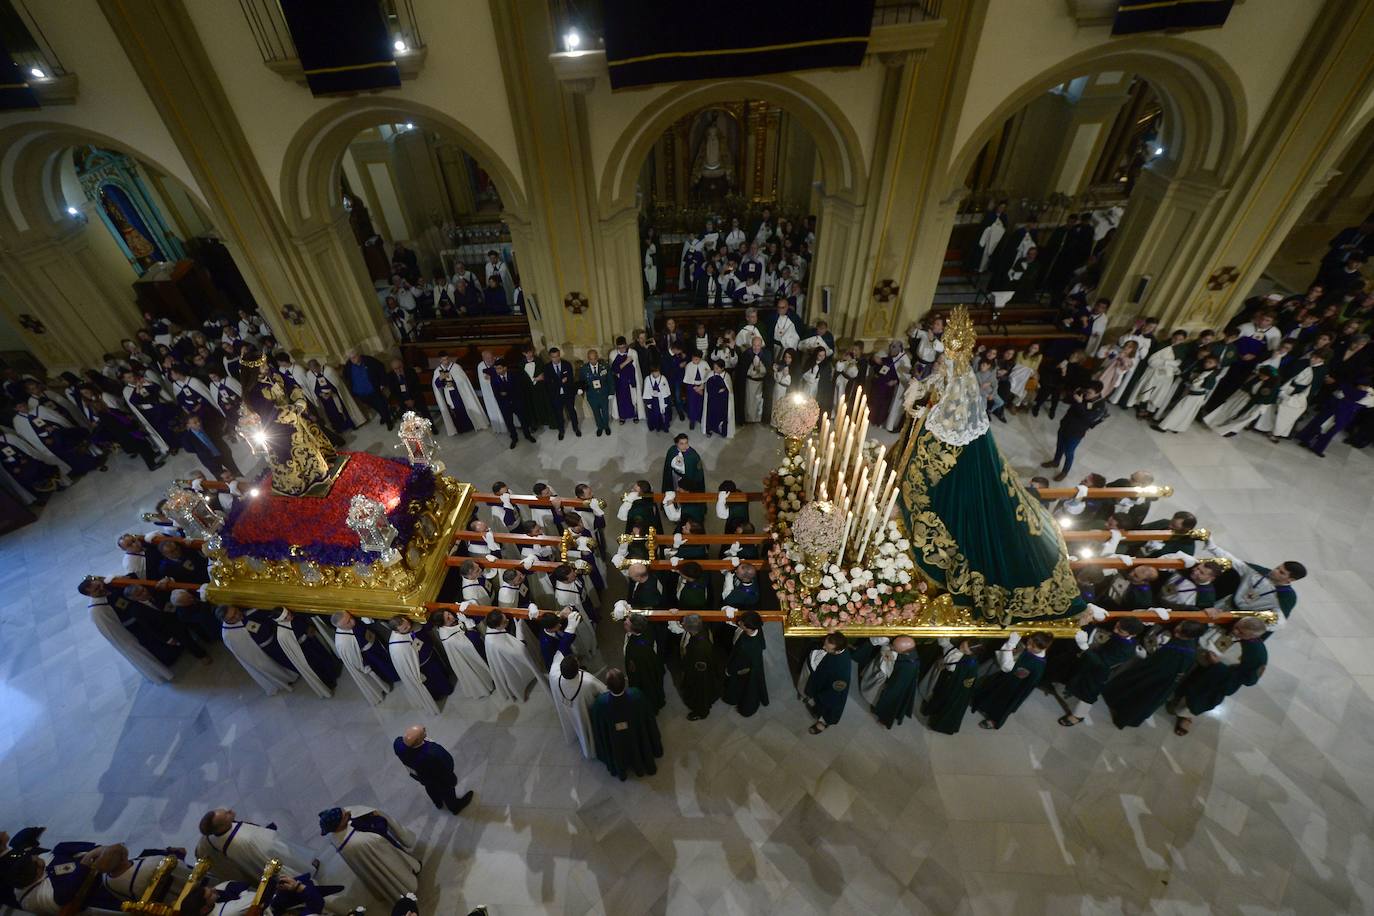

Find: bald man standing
[392,726,474,815]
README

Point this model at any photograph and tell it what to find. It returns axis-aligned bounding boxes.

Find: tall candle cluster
[806,387,900,566]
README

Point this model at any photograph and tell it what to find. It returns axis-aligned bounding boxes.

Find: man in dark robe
[662,434,705,492]
[1055,617,1145,726]
[721,610,769,717]
[622,612,665,711]
[591,667,663,781]
[675,613,719,720]
[392,725,474,814]
[1103,621,1206,728]
[872,636,922,729]
[972,632,1053,729]
[923,639,983,735]
[1170,618,1268,736]
[800,632,853,734]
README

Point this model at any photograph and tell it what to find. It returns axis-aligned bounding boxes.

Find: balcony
[238,0,427,88]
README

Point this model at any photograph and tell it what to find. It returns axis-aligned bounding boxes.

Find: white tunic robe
[436,619,496,698]
[334,628,390,707]
[1129,347,1181,412]
[484,627,543,702]
[388,632,441,715]
[549,653,606,759]
[196,820,317,881]
[274,613,334,699]
[91,601,173,683]
[222,620,298,695]
[1155,371,1217,432]
[431,362,490,436]
[858,640,894,706]
[476,359,507,435]
[327,806,420,902]
[1272,366,1315,437]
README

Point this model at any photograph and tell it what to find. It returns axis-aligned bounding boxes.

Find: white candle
[820,434,835,491]
[838,509,854,566]
[810,455,820,501]
[804,441,816,500]
[835,431,854,500]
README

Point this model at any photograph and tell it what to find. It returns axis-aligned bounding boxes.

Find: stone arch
[597,74,868,216]
[279,97,528,233]
[946,36,1247,190]
[0,121,212,241]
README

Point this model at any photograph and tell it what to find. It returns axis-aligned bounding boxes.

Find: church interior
[2,1,1374,914]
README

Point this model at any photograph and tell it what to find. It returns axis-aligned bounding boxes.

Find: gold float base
[205,476,471,620]
[781,595,1081,639]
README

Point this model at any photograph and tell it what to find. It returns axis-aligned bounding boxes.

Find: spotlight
[1077,548,1094,560]
[29,67,44,80]
[66,206,79,216]
[251,431,268,447]
[1153,146,1165,157]
[563,29,581,51]
[249,487,261,498]
[394,37,407,53]
[403,122,415,130]
[1057,515,1073,529]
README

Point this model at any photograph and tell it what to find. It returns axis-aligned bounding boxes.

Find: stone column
[97,0,387,361]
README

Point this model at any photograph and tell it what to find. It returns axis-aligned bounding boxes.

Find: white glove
[526,602,540,618]
[1074,630,1090,650]
[483,531,498,551]
[723,606,737,620]
[197,584,208,601]
[484,553,497,562]
[716,491,730,520]
[576,536,592,552]
[1001,632,1022,650]
[612,600,630,621]
[1169,551,1198,568]
[673,533,684,548]
[1151,607,1171,621]
[521,554,535,570]
[1112,554,1134,567]
[725,541,742,557]
[1086,603,1107,622]
[499,493,514,510]
[670,556,681,567]
[190,478,203,493]
[565,611,581,634]
[1075,484,1089,501]
[458,600,475,614]
[1157,631,1171,646]
[663,501,681,521]
[1103,530,1123,555]
[1135,645,1148,659]
[667,620,685,635]
[663,490,676,504]
[730,556,741,568]
[621,491,636,505]
[590,501,604,518]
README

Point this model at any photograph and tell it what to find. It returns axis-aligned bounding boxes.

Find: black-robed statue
[238,348,347,497]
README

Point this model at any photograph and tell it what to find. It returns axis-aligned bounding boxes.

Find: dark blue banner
[603,0,874,90]
[0,39,39,111]
[1113,0,1233,35]
[280,0,400,96]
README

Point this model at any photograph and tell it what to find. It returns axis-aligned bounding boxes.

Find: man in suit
[385,358,427,419]
[179,413,240,477]
[392,725,474,814]
[543,347,581,440]
[344,349,393,429]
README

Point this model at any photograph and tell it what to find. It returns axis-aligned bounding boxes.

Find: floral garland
[764,453,925,629]
[221,452,435,568]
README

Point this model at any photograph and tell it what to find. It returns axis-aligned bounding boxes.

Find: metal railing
[238,0,424,65]
[872,0,943,26]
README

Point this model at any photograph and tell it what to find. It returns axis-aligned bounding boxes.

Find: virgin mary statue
[896,307,1083,626]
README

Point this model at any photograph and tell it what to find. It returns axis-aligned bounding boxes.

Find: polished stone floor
[2,401,1373,915]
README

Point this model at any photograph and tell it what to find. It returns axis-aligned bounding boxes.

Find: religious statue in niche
[690,110,737,191]
[101,188,159,270]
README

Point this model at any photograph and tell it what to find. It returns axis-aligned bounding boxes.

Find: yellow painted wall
[182,0,526,210]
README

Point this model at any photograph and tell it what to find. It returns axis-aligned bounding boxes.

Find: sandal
[808,722,827,735]
[978,719,998,730]
[1057,714,1083,727]
[1174,717,1192,737]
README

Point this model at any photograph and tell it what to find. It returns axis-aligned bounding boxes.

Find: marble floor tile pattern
[2,405,1373,915]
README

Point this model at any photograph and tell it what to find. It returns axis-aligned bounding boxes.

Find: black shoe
[525,433,536,443]
[558,430,565,441]
[573,428,582,437]
[449,790,474,814]
[1047,409,1057,420]
[1031,405,1040,417]
[434,798,444,809]
[509,440,518,449]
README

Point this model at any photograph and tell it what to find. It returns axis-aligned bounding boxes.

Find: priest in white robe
[432,606,496,698]
[196,808,318,881]
[218,606,298,695]
[549,652,606,759]
[318,806,420,902]
[483,609,543,702]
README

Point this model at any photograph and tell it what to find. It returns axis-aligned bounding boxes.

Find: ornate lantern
[237,406,272,459]
[346,494,401,566]
[163,486,226,550]
[397,411,445,473]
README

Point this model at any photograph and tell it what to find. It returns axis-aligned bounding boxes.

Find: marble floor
[3,403,1374,915]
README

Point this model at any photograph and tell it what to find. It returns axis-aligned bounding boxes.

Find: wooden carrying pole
[1031,485,1174,500]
